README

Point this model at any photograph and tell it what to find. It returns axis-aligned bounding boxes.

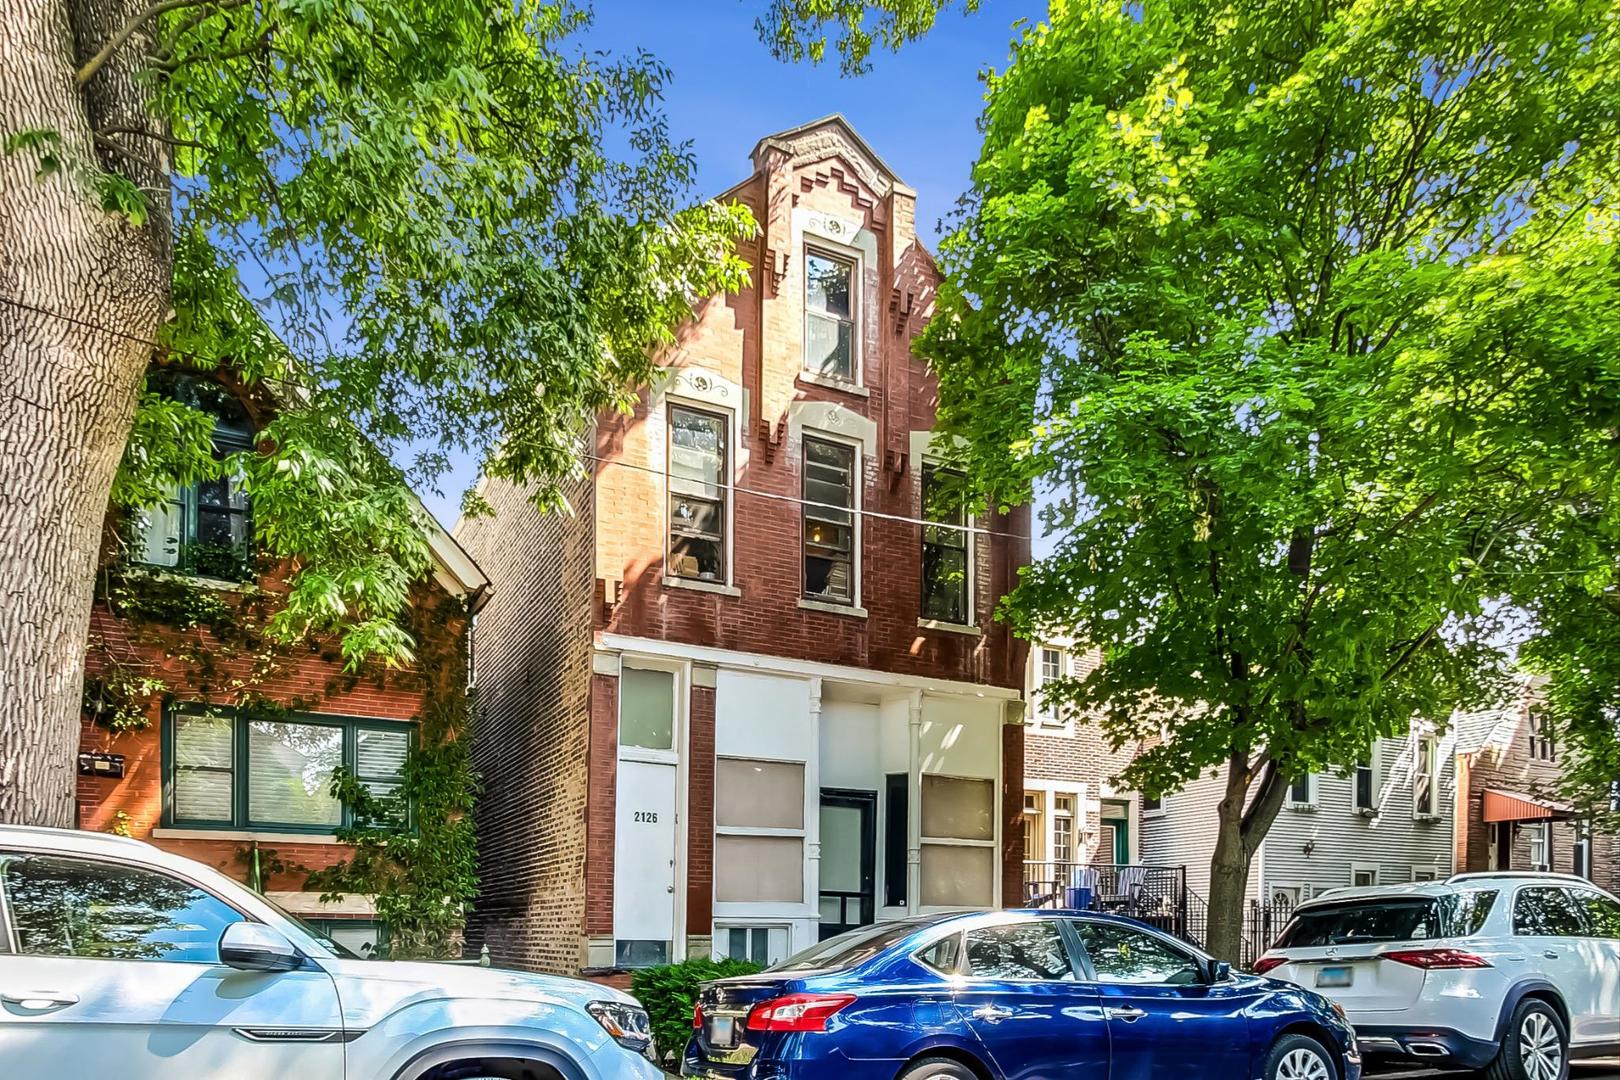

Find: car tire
[899,1056,980,1079]
[1263,1033,1335,1080]
[1486,998,1569,1080]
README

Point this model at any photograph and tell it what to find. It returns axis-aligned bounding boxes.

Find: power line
[0,293,1034,541]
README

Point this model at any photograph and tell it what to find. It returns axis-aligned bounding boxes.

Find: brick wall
[585,672,617,938]
[1001,721,1027,908]
[78,581,464,890]
[454,466,596,974]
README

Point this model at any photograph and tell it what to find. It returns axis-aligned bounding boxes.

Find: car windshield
[767,919,933,973]
[1274,890,1498,948]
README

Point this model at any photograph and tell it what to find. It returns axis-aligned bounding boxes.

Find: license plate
[706,1015,737,1047]
[1316,965,1353,988]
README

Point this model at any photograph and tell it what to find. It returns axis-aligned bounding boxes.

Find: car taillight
[1254,956,1288,975]
[745,993,856,1033]
[1384,948,1492,969]
[692,1002,704,1029]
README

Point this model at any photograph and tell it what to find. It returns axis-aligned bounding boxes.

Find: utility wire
[0,293,1035,541]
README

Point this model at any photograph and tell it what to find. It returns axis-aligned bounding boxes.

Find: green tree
[910,0,1619,959]
[0,0,753,825]
[757,0,980,74]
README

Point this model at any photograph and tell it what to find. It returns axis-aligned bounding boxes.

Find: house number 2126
[634,811,659,823]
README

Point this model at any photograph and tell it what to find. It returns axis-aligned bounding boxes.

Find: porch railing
[1022,861,1189,938]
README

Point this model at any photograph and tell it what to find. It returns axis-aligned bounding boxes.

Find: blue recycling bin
[1064,885,1094,910]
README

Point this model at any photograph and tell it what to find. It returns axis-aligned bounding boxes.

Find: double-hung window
[1035,647,1063,725]
[920,463,970,624]
[804,250,856,381]
[802,436,857,604]
[1413,734,1438,817]
[1529,712,1557,761]
[1051,795,1075,864]
[919,774,996,908]
[1353,754,1376,812]
[137,381,255,581]
[667,404,728,583]
[714,758,806,904]
[166,705,410,832]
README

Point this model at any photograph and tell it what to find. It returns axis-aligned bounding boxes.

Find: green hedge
[630,956,763,1065]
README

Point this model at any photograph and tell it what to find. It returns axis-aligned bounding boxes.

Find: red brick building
[76,375,489,953]
[457,116,1031,975]
[1453,680,1618,894]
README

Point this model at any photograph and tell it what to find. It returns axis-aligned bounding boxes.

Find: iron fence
[1022,862,1189,938]
[1181,892,1297,969]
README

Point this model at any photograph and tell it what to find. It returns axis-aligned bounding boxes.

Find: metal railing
[1022,862,1189,938]
[1181,892,1297,969]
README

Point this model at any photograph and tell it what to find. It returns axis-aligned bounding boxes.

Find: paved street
[1378,1066,1620,1080]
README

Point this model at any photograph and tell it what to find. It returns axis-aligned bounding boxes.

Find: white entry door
[614,758,678,966]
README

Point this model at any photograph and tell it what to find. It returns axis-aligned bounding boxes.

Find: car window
[1075,921,1202,985]
[1513,887,1589,937]
[1274,891,1498,947]
[769,918,930,973]
[0,853,243,962]
[963,920,1075,981]
[1572,888,1620,940]
[916,932,963,975]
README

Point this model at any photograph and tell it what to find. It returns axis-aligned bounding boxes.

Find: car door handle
[2,991,80,1012]
[971,1005,1015,1023]
[1108,1006,1147,1022]
[1543,950,1560,960]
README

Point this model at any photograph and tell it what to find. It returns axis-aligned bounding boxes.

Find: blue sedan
[683,909,1361,1080]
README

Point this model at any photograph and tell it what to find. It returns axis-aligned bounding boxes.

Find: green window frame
[136,418,256,582]
[162,704,412,834]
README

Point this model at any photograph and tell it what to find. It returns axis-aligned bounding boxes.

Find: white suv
[0,825,666,1079]
[1255,873,1620,1080]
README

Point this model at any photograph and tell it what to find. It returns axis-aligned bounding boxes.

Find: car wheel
[898,1056,979,1079]
[1486,998,1569,1080]
[1264,1033,1334,1080]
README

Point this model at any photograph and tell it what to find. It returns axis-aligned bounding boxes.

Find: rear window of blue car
[768,920,929,973]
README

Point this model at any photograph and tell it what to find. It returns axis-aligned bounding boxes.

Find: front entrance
[818,789,875,940]
[1099,814,1130,864]
[614,665,680,967]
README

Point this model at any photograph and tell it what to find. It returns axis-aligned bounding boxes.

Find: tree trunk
[1203,751,1289,964]
[0,0,170,824]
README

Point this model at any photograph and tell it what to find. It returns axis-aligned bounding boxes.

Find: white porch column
[804,677,823,937]
[906,688,924,914]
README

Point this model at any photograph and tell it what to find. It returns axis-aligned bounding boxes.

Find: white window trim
[799,426,864,612]
[1350,862,1381,887]
[1411,865,1439,882]
[1527,822,1551,872]
[1412,732,1440,820]
[663,395,738,591]
[918,457,976,630]
[801,235,866,390]
[1285,773,1318,810]
[917,771,1000,912]
[1351,747,1379,815]
[712,922,792,965]
[1139,794,1167,819]
[713,755,810,909]
[1032,646,1068,730]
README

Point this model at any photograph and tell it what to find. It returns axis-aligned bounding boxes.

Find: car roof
[1294,881,1459,908]
[0,824,192,872]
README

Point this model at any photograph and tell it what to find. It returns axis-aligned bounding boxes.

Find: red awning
[1483,788,1573,824]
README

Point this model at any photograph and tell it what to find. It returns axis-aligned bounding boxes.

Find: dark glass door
[818,789,876,940]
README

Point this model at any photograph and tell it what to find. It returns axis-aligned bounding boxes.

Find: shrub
[630,956,763,1065]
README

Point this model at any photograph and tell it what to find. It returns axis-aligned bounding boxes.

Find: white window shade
[174,711,233,821]
[920,843,995,907]
[716,759,805,830]
[247,720,342,827]
[921,775,994,841]
[620,667,675,751]
[714,836,804,902]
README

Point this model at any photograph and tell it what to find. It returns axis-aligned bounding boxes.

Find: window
[0,853,243,962]
[619,667,675,752]
[305,917,385,958]
[1513,886,1588,937]
[1353,755,1376,812]
[920,464,970,624]
[1052,795,1075,865]
[136,377,255,581]
[964,920,1074,981]
[1412,866,1439,882]
[919,775,995,908]
[802,436,857,604]
[716,925,790,966]
[1573,822,1593,880]
[804,250,856,381]
[1023,792,1045,863]
[1287,774,1315,807]
[667,404,728,583]
[1572,888,1620,939]
[1075,921,1202,985]
[1413,734,1438,817]
[1275,893,1499,947]
[1528,822,1551,872]
[714,758,806,904]
[1035,647,1063,724]
[916,932,963,975]
[1140,794,1163,815]
[1528,712,1557,761]
[1351,864,1379,888]
[166,706,410,832]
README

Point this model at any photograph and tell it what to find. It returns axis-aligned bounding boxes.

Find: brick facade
[454,468,596,973]
[461,116,1029,975]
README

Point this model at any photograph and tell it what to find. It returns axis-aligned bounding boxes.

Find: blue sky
[414,0,1044,525]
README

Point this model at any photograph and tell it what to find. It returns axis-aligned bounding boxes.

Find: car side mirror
[220,922,302,972]
[1208,960,1232,983]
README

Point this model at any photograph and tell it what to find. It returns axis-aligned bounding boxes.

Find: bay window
[803,436,857,604]
[667,404,728,583]
[166,705,410,832]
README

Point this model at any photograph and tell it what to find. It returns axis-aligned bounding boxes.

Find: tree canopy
[910,0,1619,954]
